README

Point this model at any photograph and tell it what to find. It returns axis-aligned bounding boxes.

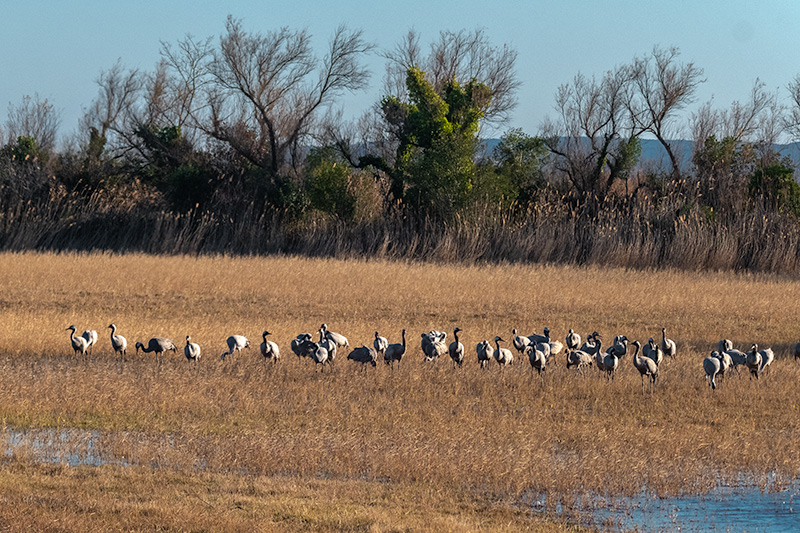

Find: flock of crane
[64,324,800,390]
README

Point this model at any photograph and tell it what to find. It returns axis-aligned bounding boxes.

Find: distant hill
[483,138,800,171]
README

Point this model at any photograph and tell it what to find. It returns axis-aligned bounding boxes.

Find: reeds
[4,188,800,275]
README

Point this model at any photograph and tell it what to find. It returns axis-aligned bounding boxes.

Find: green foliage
[693,135,758,212]
[487,128,549,206]
[3,136,42,164]
[86,127,106,163]
[134,124,215,211]
[693,135,739,175]
[608,136,641,180]
[379,67,490,218]
[749,164,800,215]
[305,147,355,220]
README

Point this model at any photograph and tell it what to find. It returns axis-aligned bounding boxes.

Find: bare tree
[5,94,61,152]
[81,61,143,161]
[627,46,705,180]
[193,16,373,180]
[692,80,780,156]
[784,74,800,143]
[689,80,780,212]
[541,66,639,204]
[157,34,213,133]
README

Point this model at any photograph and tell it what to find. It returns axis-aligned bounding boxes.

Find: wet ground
[4,427,798,531]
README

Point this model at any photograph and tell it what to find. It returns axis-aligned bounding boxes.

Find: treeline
[3,17,800,274]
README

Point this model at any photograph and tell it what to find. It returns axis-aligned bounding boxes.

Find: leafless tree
[157,34,213,133]
[627,46,705,180]
[541,66,638,203]
[5,94,61,152]
[191,16,373,180]
[783,74,800,143]
[689,80,779,211]
[80,60,142,159]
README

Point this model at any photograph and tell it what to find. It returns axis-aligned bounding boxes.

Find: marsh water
[3,427,798,531]
[529,481,799,532]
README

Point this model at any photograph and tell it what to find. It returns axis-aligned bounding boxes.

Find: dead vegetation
[0,252,799,529]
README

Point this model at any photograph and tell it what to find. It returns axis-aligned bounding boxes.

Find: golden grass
[1,251,800,528]
[0,462,554,532]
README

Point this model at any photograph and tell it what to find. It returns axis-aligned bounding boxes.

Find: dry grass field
[1,251,800,530]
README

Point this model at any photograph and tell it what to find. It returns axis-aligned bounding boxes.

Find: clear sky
[2,1,798,144]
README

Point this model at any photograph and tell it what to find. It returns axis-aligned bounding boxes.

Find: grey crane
[311,341,329,370]
[526,343,547,378]
[291,333,315,359]
[631,341,657,393]
[565,329,581,352]
[421,332,435,359]
[704,354,722,390]
[321,323,349,349]
[566,348,593,374]
[476,340,494,369]
[449,327,465,368]
[758,346,774,374]
[535,341,551,361]
[260,331,280,364]
[384,329,406,368]
[317,328,337,365]
[66,325,89,358]
[512,329,531,356]
[528,327,551,345]
[347,345,378,369]
[81,329,98,356]
[643,337,663,367]
[607,335,628,357]
[374,332,389,360]
[421,331,447,362]
[493,336,514,368]
[712,349,733,380]
[547,339,564,358]
[184,336,201,363]
[220,335,249,361]
[602,339,620,381]
[593,335,607,373]
[745,344,762,379]
[136,337,177,359]
[718,339,746,373]
[580,332,601,356]
[718,339,742,366]
[661,328,676,359]
[107,324,127,360]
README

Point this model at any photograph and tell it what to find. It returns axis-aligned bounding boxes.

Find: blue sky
[2,1,798,142]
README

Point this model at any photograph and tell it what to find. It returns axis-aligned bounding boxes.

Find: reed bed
[5,188,800,275]
[1,252,800,529]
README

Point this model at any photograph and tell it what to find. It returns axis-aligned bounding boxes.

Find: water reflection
[531,482,799,532]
